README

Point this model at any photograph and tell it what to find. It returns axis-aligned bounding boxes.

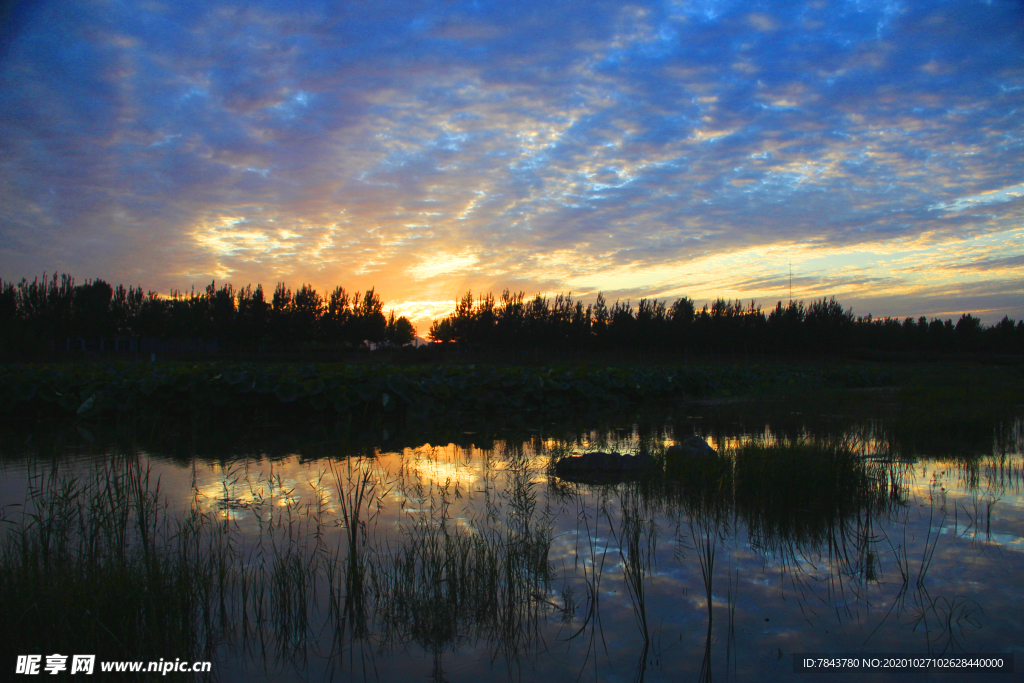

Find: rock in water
[666,435,716,459]
[553,450,654,481]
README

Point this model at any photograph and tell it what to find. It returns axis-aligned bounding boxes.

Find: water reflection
[1,409,1022,682]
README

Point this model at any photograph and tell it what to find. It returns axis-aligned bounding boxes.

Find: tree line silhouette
[427,289,1024,357]
[0,274,416,357]
[1,274,1021,360]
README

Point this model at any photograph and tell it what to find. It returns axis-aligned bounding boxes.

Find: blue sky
[1,0,1022,329]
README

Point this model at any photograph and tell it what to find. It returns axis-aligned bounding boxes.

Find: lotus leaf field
[0,362,897,423]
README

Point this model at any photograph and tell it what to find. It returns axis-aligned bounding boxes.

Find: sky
[1,0,1022,331]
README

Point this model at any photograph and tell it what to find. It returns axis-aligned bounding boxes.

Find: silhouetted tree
[3,272,1020,360]
[292,284,323,344]
[385,311,417,346]
[525,294,550,349]
[320,286,350,346]
[591,292,610,347]
[428,316,455,343]
[952,313,981,353]
[111,284,145,337]
[496,290,526,350]
[804,296,852,356]
[349,288,386,346]
[205,282,237,349]
[236,284,270,352]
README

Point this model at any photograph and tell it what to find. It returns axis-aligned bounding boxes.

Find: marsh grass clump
[372,519,550,649]
[371,452,555,657]
[0,458,237,669]
[665,446,733,495]
[659,436,904,555]
[732,439,898,549]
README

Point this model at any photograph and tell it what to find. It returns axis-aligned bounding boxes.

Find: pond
[1,398,1022,682]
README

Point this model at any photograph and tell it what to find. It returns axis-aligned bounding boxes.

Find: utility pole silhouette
[789,262,792,303]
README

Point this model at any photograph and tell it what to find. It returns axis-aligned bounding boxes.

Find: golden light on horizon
[3,0,1021,326]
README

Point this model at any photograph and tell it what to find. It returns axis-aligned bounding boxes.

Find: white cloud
[932,183,1024,213]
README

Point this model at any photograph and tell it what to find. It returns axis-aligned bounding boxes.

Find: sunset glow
[1,0,1021,331]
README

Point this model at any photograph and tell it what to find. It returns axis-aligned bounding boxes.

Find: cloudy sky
[1,0,1022,330]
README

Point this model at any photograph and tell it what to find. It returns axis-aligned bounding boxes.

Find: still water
[2,402,1022,682]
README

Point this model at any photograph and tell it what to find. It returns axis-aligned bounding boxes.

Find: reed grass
[0,450,565,678]
[608,486,658,647]
[1,415,1014,679]
[729,438,901,551]
[870,489,985,653]
[371,449,555,661]
[0,457,237,670]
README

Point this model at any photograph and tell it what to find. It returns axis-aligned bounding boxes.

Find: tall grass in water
[327,456,383,644]
[693,519,715,683]
[730,438,902,553]
[370,449,554,662]
[659,434,910,653]
[727,437,909,631]
[870,479,984,654]
[0,456,237,669]
[609,487,657,645]
[0,448,567,678]
[236,465,329,671]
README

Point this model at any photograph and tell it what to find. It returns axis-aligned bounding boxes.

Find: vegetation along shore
[2,274,1022,360]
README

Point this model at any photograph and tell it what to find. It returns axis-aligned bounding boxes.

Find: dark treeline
[0,273,416,358]
[428,289,1024,357]
[3,274,1021,361]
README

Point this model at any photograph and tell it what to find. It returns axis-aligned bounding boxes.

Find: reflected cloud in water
[1,408,1021,682]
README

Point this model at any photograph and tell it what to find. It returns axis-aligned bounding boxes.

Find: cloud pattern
[1,0,1022,327]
